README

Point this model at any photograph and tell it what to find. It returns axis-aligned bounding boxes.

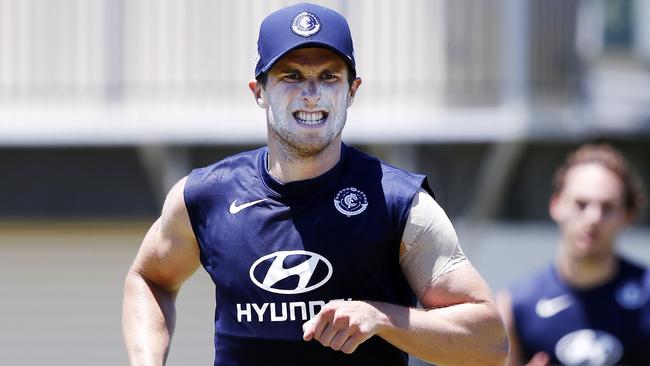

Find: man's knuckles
[318,305,337,319]
[341,337,361,354]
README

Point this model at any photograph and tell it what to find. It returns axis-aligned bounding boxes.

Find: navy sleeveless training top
[510,258,650,365]
[184,143,431,366]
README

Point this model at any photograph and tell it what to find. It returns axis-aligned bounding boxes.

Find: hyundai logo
[249,250,333,294]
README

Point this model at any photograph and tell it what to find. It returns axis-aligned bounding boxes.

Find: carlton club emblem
[334,187,368,217]
[291,11,321,37]
[616,280,648,309]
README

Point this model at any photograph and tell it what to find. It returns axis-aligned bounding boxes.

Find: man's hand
[302,300,387,354]
[526,352,550,366]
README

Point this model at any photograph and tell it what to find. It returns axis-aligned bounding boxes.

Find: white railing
[0,0,453,102]
[0,0,647,145]
[0,0,107,100]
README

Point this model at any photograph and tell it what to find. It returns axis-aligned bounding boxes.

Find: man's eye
[282,74,301,83]
[601,203,614,216]
[322,74,338,80]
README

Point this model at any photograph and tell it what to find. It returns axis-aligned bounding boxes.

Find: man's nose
[302,80,320,106]
[584,204,604,224]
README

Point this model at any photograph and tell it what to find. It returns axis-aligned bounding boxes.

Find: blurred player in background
[498,143,649,365]
[122,2,508,366]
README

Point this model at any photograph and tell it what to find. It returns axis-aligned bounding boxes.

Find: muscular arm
[303,189,509,365]
[372,265,508,365]
[122,177,200,366]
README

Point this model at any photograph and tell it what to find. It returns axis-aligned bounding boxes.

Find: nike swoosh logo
[229,198,268,214]
[535,294,573,318]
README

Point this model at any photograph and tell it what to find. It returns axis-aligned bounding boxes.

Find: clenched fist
[302,300,388,354]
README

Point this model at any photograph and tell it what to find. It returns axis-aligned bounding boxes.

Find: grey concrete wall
[0,220,212,366]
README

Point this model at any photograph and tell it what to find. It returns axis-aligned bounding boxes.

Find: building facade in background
[1,2,649,366]
[0,0,648,223]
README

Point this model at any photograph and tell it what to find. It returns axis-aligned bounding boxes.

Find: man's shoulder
[189,146,265,180]
[184,146,266,200]
[618,256,650,283]
[509,264,557,303]
[344,143,432,196]
[196,146,265,171]
[619,256,649,272]
[345,144,420,177]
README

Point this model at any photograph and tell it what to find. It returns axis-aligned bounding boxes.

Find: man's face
[550,163,631,261]
[254,48,361,157]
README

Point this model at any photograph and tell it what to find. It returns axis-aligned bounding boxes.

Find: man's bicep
[400,189,469,301]
[419,264,495,309]
[130,177,200,292]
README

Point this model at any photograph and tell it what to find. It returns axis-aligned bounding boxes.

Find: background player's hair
[552,143,647,216]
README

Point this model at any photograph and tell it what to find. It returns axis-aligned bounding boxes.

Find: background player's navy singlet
[510,258,650,365]
[184,143,432,366]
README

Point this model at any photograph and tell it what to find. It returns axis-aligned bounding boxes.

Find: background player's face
[259,48,360,157]
[550,163,631,261]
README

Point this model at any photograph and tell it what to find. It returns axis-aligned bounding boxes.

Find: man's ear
[347,77,362,107]
[624,210,636,227]
[248,79,267,108]
[549,194,563,223]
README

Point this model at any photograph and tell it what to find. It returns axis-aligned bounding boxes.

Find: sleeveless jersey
[184,143,431,366]
[510,258,650,365]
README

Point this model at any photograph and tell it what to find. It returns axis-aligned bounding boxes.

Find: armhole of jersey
[182,169,199,237]
[394,174,431,246]
[182,169,211,271]
[420,176,435,199]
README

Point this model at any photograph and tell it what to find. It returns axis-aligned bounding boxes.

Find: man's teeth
[295,111,326,125]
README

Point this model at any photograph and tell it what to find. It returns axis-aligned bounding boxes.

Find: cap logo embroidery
[291,11,321,37]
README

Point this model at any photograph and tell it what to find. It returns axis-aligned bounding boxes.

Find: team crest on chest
[616,280,648,309]
[334,187,368,217]
[291,11,321,37]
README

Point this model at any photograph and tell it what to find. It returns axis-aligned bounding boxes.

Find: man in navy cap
[122,3,508,365]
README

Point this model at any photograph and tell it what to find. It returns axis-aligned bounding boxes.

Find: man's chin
[570,241,608,261]
[284,139,334,158]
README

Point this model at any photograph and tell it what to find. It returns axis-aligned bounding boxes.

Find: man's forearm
[122,271,178,366]
[372,301,509,366]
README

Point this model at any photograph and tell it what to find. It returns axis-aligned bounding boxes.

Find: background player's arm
[303,190,509,365]
[496,292,550,366]
[122,177,200,366]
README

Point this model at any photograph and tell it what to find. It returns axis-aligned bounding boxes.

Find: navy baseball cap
[254,3,356,78]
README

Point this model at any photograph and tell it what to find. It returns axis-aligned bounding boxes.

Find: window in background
[604,0,634,51]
